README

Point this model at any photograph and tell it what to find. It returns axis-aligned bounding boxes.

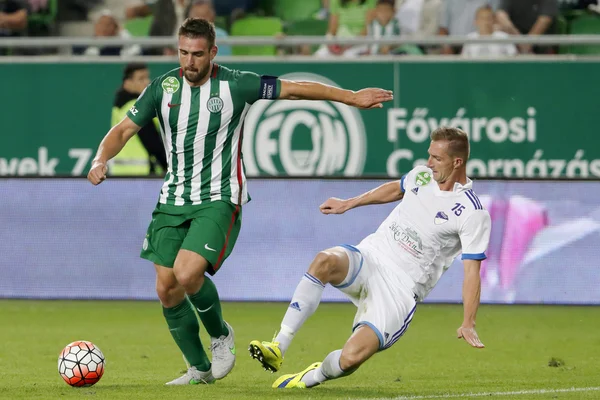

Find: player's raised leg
[155,264,214,385]
[273,324,379,388]
[249,247,350,372]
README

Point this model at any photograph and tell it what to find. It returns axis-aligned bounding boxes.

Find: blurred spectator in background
[366,0,400,55]
[394,0,441,54]
[110,63,167,176]
[315,0,377,57]
[186,0,231,56]
[78,10,141,56]
[438,0,499,55]
[398,0,442,37]
[0,0,28,55]
[461,5,517,57]
[126,0,187,55]
[365,0,423,55]
[496,0,558,54]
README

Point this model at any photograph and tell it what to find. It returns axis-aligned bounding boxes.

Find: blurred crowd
[1,0,600,57]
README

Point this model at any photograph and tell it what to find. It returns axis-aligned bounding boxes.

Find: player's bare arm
[87,116,141,185]
[320,180,404,215]
[457,259,485,349]
[279,80,393,109]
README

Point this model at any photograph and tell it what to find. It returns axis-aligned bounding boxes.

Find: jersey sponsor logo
[167,103,181,108]
[243,72,366,176]
[207,96,224,113]
[434,211,449,225]
[415,171,432,186]
[129,106,139,116]
[161,76,180,94]
[389,222,423,258]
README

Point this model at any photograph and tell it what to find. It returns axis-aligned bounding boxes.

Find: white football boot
[209,321,236,379]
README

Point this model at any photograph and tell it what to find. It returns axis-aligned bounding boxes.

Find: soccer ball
[58,340,105,387]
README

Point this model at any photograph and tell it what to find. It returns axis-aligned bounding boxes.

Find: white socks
[275,273,325,355]
[301,349,347,387]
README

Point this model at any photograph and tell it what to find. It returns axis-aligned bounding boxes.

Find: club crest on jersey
[207,96,224,113]
[162,77,180,94]
[434,211,449,225]
[415,171,432,186]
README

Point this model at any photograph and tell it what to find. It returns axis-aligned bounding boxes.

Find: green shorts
[140,200,242,275]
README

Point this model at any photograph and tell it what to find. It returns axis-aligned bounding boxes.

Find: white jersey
[461,31,517,58]
[358,166,492,300]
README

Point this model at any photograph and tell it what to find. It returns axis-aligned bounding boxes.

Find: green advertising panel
[0,60,598,178]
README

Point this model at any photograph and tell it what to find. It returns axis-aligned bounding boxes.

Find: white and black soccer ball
[58,340,105,387]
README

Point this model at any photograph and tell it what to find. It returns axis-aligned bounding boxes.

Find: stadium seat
[564,12,600,54]
[273,0,322,22]
[28,0,58,36]
[256,0,276,16]
[285,19,328,54]
[285,19,328,36]
[125,15,154,37]
[230,16,283,55]
[214,16,228,32]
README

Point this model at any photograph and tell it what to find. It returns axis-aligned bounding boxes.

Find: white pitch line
[373,386,600,400]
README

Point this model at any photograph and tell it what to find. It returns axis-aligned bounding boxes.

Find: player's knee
[309,251,341,282]
[339,347,369,371]
[155,279,184,307]
[173,266,205,292]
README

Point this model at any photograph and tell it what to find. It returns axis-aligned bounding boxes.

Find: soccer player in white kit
[249,127,492,389]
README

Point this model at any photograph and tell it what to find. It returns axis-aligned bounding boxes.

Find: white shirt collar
[432,177,473,196]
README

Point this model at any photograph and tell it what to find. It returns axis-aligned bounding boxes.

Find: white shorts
[334,244,417,350]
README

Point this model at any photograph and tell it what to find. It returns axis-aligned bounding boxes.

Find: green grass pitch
[1,300,599,399]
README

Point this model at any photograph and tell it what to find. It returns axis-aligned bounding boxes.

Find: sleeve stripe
[470,190,483,209]
[462,252,487,260]
[465,190,482,210]
[400,174,407,193]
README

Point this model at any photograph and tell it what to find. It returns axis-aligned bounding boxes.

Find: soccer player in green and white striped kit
[87,17,393,386]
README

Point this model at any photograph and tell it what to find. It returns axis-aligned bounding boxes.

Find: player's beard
[184,63,211,84]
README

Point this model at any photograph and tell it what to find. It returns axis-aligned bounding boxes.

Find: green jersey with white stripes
[127,64,281,206]
[367,18,401,55]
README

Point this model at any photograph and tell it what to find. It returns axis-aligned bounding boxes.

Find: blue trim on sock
[304,272,325,287]
[352,321,384,349]
[333,245,363,289]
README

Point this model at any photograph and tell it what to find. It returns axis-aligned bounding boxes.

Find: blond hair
[430,127,470,161]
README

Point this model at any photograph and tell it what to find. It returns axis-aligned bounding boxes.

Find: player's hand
[87,161,108,186]
[320,197,350,214]
[349,88,393,109]
[457,325,485,348]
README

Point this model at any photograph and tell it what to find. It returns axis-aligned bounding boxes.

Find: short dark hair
[377,0,395,7]
[341,0,367,6]
[123,63,148,82]
[178,17,216,47]
[430,127,470,161]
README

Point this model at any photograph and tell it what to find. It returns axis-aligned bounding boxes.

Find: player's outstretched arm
[87,116,141,185]
[457,259,485,349]
[279,80,393,109]
[320,180,404,214]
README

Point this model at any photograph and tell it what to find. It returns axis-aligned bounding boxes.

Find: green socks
[188,276,229,338]
[163,299,210,372]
